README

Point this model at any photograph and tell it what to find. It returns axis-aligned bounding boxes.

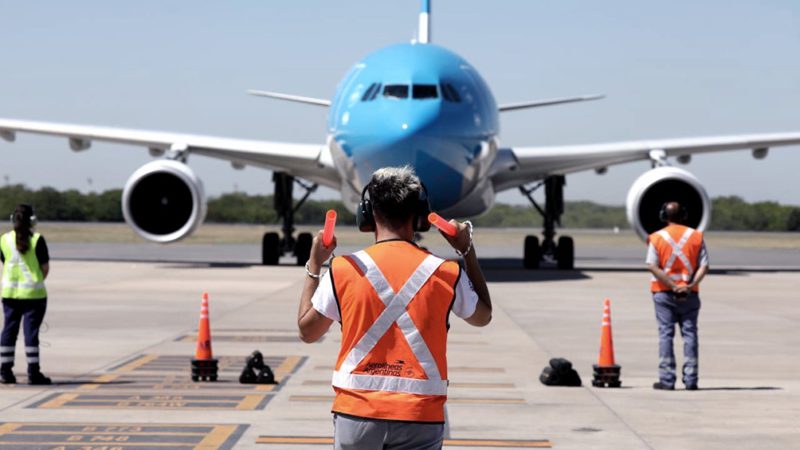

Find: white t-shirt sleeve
[697,241,709,267]
[310,271,340,322]
[451,268,479,319]
[645,242,659,266]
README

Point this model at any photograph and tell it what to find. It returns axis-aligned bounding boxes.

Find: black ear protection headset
[356,182,432,233]
[10,204,37,228]
[659,202,687,223]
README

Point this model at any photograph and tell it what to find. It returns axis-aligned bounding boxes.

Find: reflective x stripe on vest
[1,232,46,298]
[653,228,696,283]
[331,250,448,396]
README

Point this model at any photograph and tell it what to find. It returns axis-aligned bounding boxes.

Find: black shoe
[1,371,15,384]
[652,382,674,390]
[685,384,698,391]
[28,372,51,385]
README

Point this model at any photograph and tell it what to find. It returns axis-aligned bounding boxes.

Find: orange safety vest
[329,241,460,423]
[648,224,704,293]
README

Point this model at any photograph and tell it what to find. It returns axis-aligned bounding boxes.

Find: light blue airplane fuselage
[327,42,501,216]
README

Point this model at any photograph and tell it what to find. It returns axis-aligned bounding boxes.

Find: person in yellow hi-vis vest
[297,166,492,450]
[0,204,51,385]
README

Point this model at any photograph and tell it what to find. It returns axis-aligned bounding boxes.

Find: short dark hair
[368,166,422,229]
[664,201,686,224]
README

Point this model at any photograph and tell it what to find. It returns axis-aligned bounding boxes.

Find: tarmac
[0,233,798,449]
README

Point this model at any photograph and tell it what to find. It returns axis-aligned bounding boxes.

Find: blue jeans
[653,292,700,387]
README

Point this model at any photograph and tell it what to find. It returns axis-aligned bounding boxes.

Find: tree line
[0,184,798,231]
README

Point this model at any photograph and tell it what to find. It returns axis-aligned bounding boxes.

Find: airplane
[1,0,799,269]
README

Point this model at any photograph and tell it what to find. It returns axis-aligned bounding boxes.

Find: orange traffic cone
[190,292,218,382]
[592,298,622,388]
[195,292,213,360]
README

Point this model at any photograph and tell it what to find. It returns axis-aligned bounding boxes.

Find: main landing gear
[519,175,575,270]
[262,172,318,266]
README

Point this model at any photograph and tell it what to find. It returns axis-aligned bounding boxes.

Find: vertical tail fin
[418,0,431,43]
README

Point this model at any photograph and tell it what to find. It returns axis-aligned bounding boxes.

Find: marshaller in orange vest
[297,166,492,450]
[646,201,709,391]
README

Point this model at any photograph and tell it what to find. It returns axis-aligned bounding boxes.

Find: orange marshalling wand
[322,210,337,247]
[428,212,457,237]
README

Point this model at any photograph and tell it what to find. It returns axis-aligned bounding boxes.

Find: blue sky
[1,1,798,205]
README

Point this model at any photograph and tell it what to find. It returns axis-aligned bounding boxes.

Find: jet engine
[625,167,711,241]
[122,160,207,243]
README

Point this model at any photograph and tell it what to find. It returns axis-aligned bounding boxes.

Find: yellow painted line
[255,436,551,448]
[80,373,119,390]
[275,355,302,377]
[38,393,79,408]
[114,354,160,373]
[254,384,277,392]
[236,394,269,410]
[0,423,20,434]
[195,424,239,450]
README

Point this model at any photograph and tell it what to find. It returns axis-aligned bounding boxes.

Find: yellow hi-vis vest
[1,231,47,299]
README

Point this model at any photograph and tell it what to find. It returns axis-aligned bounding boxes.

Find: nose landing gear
[261,172,317,266]
[519,175,574,270]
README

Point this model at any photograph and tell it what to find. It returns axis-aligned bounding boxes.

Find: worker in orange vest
[646,201,709,391]
[298,166,492,449]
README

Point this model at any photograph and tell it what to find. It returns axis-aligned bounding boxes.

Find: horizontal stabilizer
[248,90,331,107]
[498,94,604,112]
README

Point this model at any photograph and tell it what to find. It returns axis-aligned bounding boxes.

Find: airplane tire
[556,236,575,270]
[295,232,312,267]
[262,232,280,265]
[523,235,541,269]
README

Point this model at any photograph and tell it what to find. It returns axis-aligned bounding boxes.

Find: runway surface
[0,233,797,449]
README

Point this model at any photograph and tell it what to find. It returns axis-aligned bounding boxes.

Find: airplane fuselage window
[412,84,438,99]
[383,84,409,99]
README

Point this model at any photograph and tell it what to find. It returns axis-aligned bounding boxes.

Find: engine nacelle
[626,167,711,241]
[122,160,207,243]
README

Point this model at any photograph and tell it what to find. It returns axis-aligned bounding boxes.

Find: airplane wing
[491,133,800,192]
[0,118,340,188]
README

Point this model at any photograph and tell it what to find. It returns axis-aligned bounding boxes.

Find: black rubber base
[191,358,219,382]
[592,364,622,388]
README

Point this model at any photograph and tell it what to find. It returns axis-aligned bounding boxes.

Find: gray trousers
[653,292,700,387]
[333,413,444,450]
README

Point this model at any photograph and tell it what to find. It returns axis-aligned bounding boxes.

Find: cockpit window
[370,83,382,100]
[362,83,378,101]
[412,84,438,99]
[440,83,461,103]
[383,84,409,99]
[361,83,384,101]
